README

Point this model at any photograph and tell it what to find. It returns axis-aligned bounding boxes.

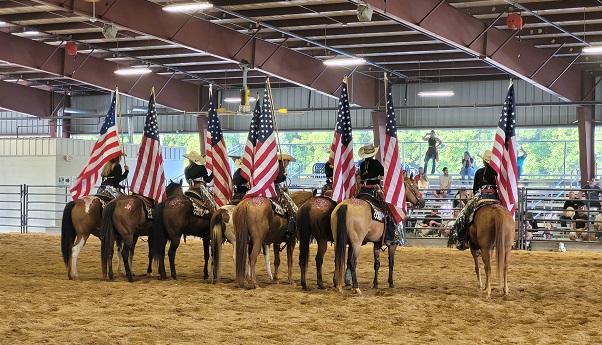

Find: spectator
[422,130,442,174]
[414,167,424,184]
[594,212,602,240]
[442,208,461,238]
[579,178,602,210]
[517,146,527,179]
[459,151,475,180]
[416,168,429,195]
[543,220,554,240]
[569,205,591,241]
[523,212,539,241]
[417,208,442,237]
[559,191,584,227]
[433,167,452,198]
[453,187,470,209]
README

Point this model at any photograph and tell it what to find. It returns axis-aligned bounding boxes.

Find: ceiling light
[114,67,152,75]
[163,2,213,12]
[323,58,366,66]
[22,29,40,35]
[417,90,455,97]
[0,21,6,26]
[582,46,602,54]
[224,97,256,103]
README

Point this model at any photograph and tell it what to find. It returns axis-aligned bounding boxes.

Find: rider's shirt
[359,158,384,186]
[100,164,128,189]
[185,164,213,184]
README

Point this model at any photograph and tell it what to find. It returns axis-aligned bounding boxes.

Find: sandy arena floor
[1,233,601,344]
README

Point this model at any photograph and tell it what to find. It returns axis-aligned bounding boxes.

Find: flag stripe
[206,92,232,207]
[330,81,356,202]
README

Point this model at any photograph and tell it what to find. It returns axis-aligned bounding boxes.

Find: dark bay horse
[148,185,217,280]
[233,191,314,289]
[61,195,104,279]
[100,180,183,282]
[331,181,423,295]
[450,203,515,298]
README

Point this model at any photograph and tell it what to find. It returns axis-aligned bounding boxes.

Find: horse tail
[495,207,512,283]
[149,202,166,264]
[100,201,117,278]
[234,202,249,288]
[333,204,348,289]
[298,203,312,280]
[210,209,226,283]
[61,201,77,267]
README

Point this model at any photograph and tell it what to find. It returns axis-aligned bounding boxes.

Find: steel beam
[0,30,203,111]
[0,80,64,117]
[34,0,379,106]
[355,0,584,101]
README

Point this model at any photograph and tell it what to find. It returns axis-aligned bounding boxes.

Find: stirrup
[456,240,469,251]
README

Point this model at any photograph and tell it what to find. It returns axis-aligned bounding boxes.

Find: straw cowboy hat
[358,143,379,158]
[183,151,205,165]
[478,149,493,164]
[229,155,243,169]
[278,152,296,162]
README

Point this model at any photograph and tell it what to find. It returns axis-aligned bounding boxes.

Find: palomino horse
[61,194,105,279]
[450,203,515,298]
[331,181,423,295]
[100,180,183,282]
[148,184,218,280]
[209,204,274,284]
[233,190,314,289]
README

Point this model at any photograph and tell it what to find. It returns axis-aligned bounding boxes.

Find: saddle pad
[188,196,211,219]
[468,199,502,224]
[269,199,287,218]
[356,195,385,223]
[133,195,155,220]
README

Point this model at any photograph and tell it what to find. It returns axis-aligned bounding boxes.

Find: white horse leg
[70,234,89,279]
[263,244,273,280]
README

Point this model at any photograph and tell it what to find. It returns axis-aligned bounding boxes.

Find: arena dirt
[1,233,601,344]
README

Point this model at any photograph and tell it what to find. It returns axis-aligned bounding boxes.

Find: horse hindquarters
[61,201,77,276]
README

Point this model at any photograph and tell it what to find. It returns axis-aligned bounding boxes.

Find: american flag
[206,89,232,207]
[70,91,122,200]
[129,89,167,202]
[383,80,406,223]
[329,79,356,202]
[240,99,261,185]
[490,83,518,216]
[243,85,279,198]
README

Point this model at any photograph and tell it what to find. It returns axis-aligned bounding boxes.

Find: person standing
[422,130,442,175]
[517,146,527,179]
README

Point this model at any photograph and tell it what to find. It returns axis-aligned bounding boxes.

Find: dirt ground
[1,233,602,345]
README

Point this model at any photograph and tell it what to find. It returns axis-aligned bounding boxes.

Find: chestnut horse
[233,191,314,289]
[331,180,423,295]
[148,184,220,280]
[449,203,515,298]
[100,180,183,282]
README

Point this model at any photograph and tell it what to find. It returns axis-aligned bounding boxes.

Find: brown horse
[61,195,104,279]
[331,181,423,295]
[148,185,217,280]
[450,203,515,298]
[233,190,314,289]
[100,180,183,282]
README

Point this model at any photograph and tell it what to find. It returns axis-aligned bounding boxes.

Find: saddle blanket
[269,199,287,218]
[184,190,211,219]
[468,199,502,224]
[356,194,385,223]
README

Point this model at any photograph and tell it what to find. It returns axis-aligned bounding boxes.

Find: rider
[231,156,249,204]
[322,160,333,196]
[276,152,297,240]
[454,149,499,250]
[99,156,129,197]
[183,151,214,202]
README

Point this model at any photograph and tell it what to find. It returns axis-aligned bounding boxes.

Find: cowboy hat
[478,150,492,164]
[278,152,296,162]
[183,150,205,165]
[358,143,379,158]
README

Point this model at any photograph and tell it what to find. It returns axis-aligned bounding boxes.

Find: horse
[209,204,273,284]
[331,180,423,295]
[233,190,314,289]
[148,184,218,280]
[449,203,515,298]
[61,195,105,279]
[100,180,183,282]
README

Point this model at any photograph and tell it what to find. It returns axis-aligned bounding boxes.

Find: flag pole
[267,78,284,166]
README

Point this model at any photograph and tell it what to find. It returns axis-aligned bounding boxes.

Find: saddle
[185,189,212,219]
[269,198,288,218]
[356,194,385,223]
[132,194,156,220]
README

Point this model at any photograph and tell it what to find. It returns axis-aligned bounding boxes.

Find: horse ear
[179,178,183,185]
[169,179,173,184]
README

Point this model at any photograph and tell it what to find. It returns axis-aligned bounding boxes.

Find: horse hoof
[389,283,395,289]
[317,284,325,290]
[203,275,209,280]
[372,284,378,289]
[354,288,363,296]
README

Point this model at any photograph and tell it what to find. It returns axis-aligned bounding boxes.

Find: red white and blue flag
[206,88,232,207]
[70,90,122,200]
[383,80,406,222]
[490,83,518,216]
[329,79,356,202]
[130,89,167,202]
[240,98,261,186]
[243,83,279,198]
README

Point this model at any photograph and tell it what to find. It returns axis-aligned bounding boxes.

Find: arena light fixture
[0,21,6,26]
[22,29,41,35]
[224,97,256,103]
[114,67,152,76]
[417,90,455,97]
[323,57,366,67]
[163,1,213,12]
[582,46,602,54]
